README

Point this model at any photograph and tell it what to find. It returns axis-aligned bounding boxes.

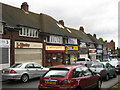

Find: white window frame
[67,38,77,45]
[19,27,38,38]
[46,35,63,44]
[0,22,3,34]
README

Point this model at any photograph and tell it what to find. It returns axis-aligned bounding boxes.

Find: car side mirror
[40,67,43,69]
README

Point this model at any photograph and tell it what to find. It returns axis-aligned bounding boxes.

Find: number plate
[45,81,57,85]
[3,71,9,74]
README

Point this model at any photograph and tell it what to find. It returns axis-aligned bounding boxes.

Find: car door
[83,69,97,88]
[106,63,115,76]
[33,63,47,77]
[71,68,89,89]
[25,63,37,78]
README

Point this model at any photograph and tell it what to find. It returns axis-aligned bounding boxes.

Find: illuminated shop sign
[97,50,103,53]
[15,41,43,48]
[66,45,78,51]
[89,49,96,54]
[103,50,107,55]
[0,39,10,48]
[46,45,65,53]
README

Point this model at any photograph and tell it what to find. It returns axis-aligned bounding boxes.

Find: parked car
[103,58,111,62]
[109,61,120,74]
[71,58,93,67]
[90,62,117,81]
[2,62,49,82]
[38,65,102,90]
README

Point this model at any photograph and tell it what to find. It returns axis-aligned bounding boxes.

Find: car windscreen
[43,70,69,78]
[10,63,22,68]
[110,61,120,65]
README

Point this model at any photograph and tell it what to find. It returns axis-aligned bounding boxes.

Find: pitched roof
[2,3,41,29]
[87,34,103,45]
[66,27,93,43]
[40,13,79,37]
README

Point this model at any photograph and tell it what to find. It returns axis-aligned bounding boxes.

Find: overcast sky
[1,0,119,48]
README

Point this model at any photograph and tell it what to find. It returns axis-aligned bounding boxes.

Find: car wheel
[76,86,81,90]
[113,72,117,78]
[105,74,109,81]
[95,80,101,90]
[21,74,29,83]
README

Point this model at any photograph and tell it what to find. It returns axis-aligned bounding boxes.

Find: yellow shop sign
[66,45,78,51]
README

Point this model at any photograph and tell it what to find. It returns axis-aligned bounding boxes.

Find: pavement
[0,70,6,82]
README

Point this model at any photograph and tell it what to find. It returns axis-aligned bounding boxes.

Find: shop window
[1,48,9,64]
[0,22,3,34]
[19,27,38,38]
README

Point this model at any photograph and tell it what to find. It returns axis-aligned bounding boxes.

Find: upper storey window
[19,27,38,38]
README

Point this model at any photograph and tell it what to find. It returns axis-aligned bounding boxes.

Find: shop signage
[103,50,107,55]
[46,45,65,50]
[97,50,103,53]
[0,39,10,48]
[15,41,43,48]
[66,45,78,51]
[89,49,96,54]
[67,38,77,45]
[79,48,88,54]
[108,52,111,55]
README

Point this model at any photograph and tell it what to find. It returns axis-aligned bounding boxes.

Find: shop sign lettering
[46,45,65,50]
[15,41,43,48]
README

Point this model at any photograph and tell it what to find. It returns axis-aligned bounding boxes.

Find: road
[1,75,120,90]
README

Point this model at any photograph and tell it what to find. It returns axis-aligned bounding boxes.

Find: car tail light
[116,65,120,67]
[10,70,17,74]
[62,80,71,86]
[100,70,106,73]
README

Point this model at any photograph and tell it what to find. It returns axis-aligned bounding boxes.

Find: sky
[1,0,119,48]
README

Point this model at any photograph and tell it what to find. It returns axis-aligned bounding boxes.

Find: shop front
[89,49,97,60]
[79,48,89,58]
[45,45,65,66]
[96,49,103,61]
[103,50,108,59]
[0,39,10,69]
[15,41,43,65]
[65,45,78,64]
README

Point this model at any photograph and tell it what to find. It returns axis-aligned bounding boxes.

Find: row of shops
[0,2,114,69]
[0,38,111,68]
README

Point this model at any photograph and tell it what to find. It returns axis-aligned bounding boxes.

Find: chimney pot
[59,20,64,26]
[105,40,107,42]
[79,26,84,32]
[21,2,29,12]
[93,34,96,38]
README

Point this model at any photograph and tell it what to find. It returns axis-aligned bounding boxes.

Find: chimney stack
[59,20,64,26]
[21,2,29,12]
[104,40,107,42]
[79,26,84,32]
[93,34,96,38]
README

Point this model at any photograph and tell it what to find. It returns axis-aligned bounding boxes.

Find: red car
[38,65,102,90]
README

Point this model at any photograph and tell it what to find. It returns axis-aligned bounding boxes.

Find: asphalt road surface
[1,75,120,90]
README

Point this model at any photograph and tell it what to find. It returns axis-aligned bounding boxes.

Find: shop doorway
[46,53,63,66]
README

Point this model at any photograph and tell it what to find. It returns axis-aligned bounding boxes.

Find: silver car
[2,62,49,82]
[71,58,93,67]
[90,62,117,81]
